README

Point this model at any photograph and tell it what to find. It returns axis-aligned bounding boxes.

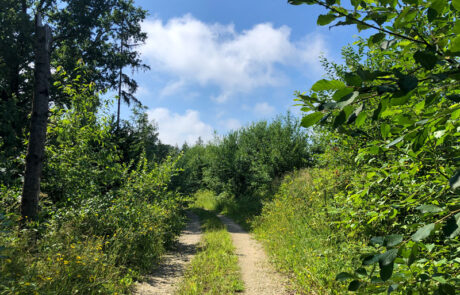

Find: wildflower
[64,260,69,265]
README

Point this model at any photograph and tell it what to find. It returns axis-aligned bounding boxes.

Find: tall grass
[177,208,244,295]
[253,169,365,294]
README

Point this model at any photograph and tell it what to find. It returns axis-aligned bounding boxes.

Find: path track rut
[218,214,289,295]
[134,211,201,295]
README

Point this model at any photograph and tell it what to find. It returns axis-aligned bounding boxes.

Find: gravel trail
[134,212,201,295]
[217,214,289,295]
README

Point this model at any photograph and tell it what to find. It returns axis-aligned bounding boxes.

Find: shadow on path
[134,211,201,295]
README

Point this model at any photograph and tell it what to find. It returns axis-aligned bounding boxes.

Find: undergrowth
[0,158,186,295]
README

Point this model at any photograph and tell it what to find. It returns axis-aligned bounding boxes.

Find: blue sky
[122,0,361,146]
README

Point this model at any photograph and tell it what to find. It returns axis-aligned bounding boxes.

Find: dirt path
[134,211,201,295]
[218,214,289,295]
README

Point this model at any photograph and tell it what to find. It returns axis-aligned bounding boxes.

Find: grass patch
[253,169,364,294]
[177,208,244,295]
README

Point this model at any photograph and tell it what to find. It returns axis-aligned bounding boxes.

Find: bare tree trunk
[21,14,52,221]
[116,15,124,130]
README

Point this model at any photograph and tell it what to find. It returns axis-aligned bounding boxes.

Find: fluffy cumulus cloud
[141,15,327,101]
[147,108,213,146]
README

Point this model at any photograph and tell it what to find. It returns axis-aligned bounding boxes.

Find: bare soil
[134,211,201,295]
[217,214,289,295]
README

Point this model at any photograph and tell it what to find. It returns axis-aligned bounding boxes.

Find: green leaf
[317,14,337,26]
[301,112,324,128]
[413,50,438,70]
[416,204,443,213]
[369,33,386,45]
[454,0,460,11]
[370,236,384,246]
[332,87,354,101]
[454,21,460,35]
[384,235,403,247]
[379,261,394,281]
[429,0,446,14]
[449,169,460,190]
[411,223,435,242]
[390,93,411,106]
[450,36,460,52]
[348,280,361,291]
[380,124,391,139]
[355,111,367,127]
[347,104,363,124]
[398,75,418,93]
[333,110,347,128]
[385,135,404,148]
[363,254,381,265]
[344,72,362,87]
[337,91,359,109]
[412,128,428,152]
[443,213,460,239]
[336,272,354,281]
[369,12,387,26]
[379,248,398,266]
[311,79,346,92]
[408,243,419,266]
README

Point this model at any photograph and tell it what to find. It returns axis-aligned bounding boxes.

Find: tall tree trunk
[116,15,125,130]
[21,14,52,221]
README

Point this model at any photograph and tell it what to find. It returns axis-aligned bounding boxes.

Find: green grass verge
[192,169,364,294]
[176,208,244,295]
[253,169,364,294]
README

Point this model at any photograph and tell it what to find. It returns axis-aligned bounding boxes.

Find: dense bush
[293,0,460,292]
[174,114,312,200]
[0,69,185,294]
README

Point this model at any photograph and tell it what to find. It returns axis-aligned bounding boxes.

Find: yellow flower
[64,260,69,265]
[71,244,76,249]
[76,256,81,260]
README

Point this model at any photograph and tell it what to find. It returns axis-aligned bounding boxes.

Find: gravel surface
[218,214,289,295]
[134,212,201,295]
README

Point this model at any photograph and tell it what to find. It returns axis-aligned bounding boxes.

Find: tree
[0,0,149,184]
[292,0,459,292]
[21,13,52,221]
[110,0,149,128]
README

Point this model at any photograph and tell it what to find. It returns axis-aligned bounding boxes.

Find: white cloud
[253,102,276,117]
[141,15,328,101]
[221,118,241,130]
[159,80,186,97]
[147,108,213,146]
